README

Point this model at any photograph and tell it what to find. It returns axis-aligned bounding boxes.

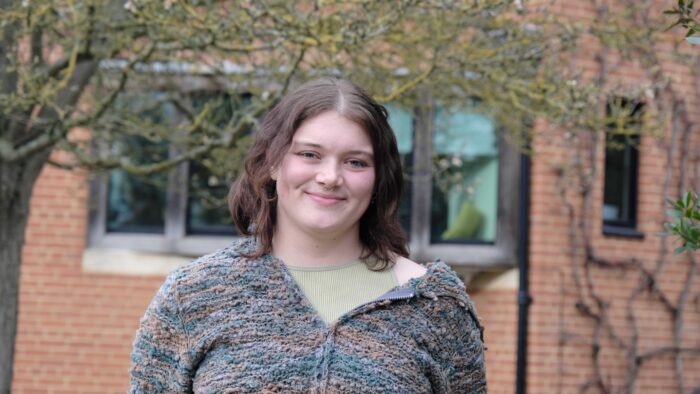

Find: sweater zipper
[374,287,415,302]
[314,287,416,394]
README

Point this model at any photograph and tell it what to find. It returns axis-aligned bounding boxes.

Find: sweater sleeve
[129,273,194,393]
[447,299,487,393]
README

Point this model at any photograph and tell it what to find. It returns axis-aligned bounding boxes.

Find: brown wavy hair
[228,78,408,269]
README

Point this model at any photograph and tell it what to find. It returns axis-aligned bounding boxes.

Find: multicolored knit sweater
[129,238,487,393]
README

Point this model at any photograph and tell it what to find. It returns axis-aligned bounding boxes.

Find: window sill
[463,267,519,291]
[82,248,193,276]
[602,225,644,239]
[87,233,237,257]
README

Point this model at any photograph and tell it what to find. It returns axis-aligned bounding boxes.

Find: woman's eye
[347,159,368,168]
[298,151,318,159]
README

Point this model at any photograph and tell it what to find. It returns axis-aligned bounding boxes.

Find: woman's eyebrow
[291,141,322,149]
[347,150,374,159]
[292,141,374,158]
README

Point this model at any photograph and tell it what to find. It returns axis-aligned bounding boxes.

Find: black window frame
[602,98,644,238]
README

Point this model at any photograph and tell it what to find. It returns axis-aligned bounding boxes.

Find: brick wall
[12,164,163,393]
[472,284,518,393]
[527,125,700,392]
[523,0,700,391]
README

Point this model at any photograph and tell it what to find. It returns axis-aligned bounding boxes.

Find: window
[602,98,644,238]
[88,92,246,257]
[387,100,520,267]
[88,93,520,268]
[430,107,499,244]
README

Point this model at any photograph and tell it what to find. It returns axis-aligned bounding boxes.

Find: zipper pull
[374,287,415,302]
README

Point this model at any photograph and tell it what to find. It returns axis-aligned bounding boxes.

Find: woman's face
[272,110,375,240]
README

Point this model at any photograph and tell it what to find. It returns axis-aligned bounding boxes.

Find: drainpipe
[515,151,532,394]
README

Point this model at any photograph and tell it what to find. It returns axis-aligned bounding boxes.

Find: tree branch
[375,63,436,103]
[0,58,97,162]
[69,43,156,129]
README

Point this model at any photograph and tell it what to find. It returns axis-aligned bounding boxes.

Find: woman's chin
[301,221,351,238]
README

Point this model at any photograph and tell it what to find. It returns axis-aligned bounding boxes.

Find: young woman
[129,78,486,393]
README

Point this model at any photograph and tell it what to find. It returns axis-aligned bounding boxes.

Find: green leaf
[675,245,687,254]
[685,190,692,206]
[685,207,695,218]
[690,227,700,240]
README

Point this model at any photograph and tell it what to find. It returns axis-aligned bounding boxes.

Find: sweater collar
[403,260,471,304]
[230,237,471,304]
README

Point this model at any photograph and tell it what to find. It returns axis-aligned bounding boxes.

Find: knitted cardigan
[129,238,487,393]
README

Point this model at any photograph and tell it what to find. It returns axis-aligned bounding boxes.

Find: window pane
[386,104,413,235]
[430,108,499,244]
[603,134,638,225]
[186,159,235,235]
[106,135,169,233]
[106,94,174,234]
[602,99,642,228]
[186,93,247,235]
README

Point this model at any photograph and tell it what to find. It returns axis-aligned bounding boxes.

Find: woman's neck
[272,228,364,268]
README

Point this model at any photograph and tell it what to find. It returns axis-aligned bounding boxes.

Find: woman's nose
[315,161,342,188]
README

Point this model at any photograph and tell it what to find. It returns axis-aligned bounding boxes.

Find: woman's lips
[306,192,345,206]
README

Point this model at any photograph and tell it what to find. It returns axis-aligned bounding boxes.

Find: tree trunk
[0,152,50,394]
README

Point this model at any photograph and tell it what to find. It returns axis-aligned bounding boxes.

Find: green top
[287,259,399,323]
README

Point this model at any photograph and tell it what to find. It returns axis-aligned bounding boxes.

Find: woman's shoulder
[168,238,263,291]
[156,239,280,321]
[388,260,485,355]
[398,259,477,315]
[177,242,243,273]
[392,256,428,286]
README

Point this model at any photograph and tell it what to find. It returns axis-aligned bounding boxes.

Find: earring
[265,181,277,202]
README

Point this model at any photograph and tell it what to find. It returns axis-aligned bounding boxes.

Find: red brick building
[9,1,700,393]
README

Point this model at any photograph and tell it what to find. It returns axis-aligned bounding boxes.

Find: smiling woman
[272,111,376,266]
[129,78,487,393]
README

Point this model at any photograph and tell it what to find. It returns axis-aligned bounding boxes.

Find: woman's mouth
[306,192,345,206]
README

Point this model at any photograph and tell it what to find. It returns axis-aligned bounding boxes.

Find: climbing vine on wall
[550,0,700,392]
